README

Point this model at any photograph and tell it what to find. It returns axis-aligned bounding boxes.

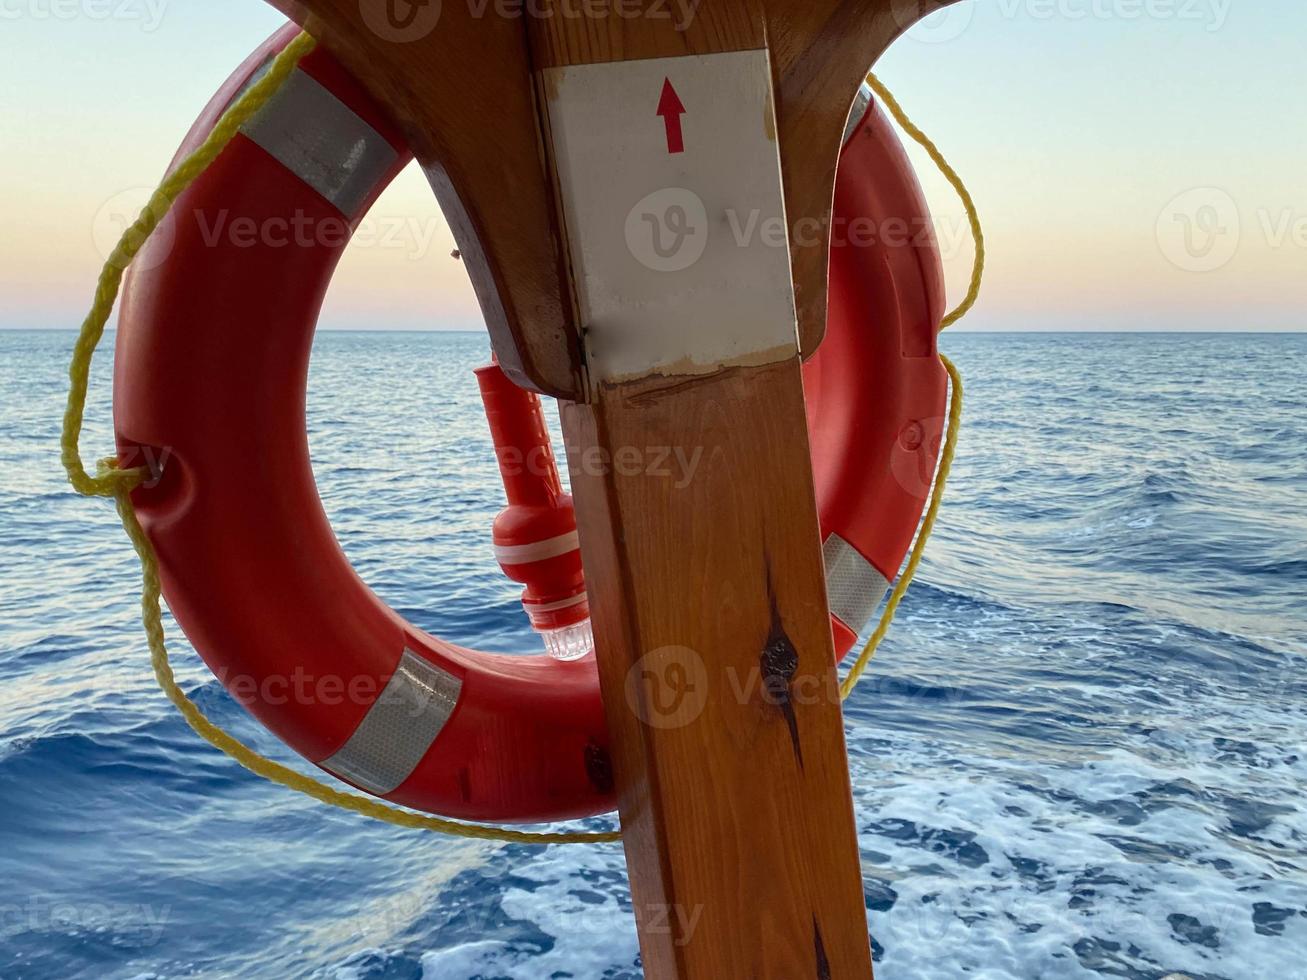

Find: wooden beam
[562,362,871,977]
[526,12,872,973]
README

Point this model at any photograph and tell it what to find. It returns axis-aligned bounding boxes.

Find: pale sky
[2,0,1303,332]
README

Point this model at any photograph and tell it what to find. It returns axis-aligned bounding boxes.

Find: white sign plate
[542,49,799,387]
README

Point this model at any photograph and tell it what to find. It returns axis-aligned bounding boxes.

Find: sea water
[0,330,1303,979]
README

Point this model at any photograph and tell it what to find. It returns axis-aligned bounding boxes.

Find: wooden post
[263,1,964,974]
[562,364,872,977]
[532,24,871,973]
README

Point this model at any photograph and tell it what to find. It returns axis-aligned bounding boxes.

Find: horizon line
[3,327,1305,336]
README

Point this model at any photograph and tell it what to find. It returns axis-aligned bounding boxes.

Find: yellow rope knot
[63,452,146,499]
[61,38,980,846]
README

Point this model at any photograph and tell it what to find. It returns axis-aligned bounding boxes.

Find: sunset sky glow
[2,0,1303,332]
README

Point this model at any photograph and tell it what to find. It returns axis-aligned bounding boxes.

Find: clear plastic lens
[540,618,594,661]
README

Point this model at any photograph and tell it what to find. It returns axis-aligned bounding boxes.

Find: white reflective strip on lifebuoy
[240,68,398,217]
[842,80,873,146]
[522,593,589,614]
[320,649,462,796]
[823,533,891,634]
[492,530,580,566]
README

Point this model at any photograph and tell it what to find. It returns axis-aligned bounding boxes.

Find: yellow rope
[838,354,962,699]
[865,72,985,329]
[62,46,978,844]
[111,489,619,845]
[839,73,979,699]
[62,33,317,499]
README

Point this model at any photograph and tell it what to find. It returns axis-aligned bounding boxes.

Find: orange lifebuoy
[114,25,946,823]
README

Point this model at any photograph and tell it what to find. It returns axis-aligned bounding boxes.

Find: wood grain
[561,360,872,978]
[533,8,873,971]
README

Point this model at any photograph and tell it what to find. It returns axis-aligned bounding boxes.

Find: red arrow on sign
[657,78,686,154]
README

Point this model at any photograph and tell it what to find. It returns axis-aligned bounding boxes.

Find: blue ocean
[1,329,1304,979]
